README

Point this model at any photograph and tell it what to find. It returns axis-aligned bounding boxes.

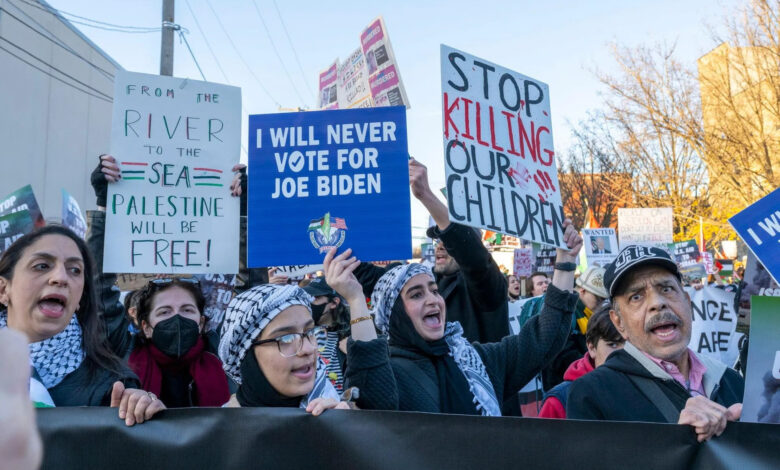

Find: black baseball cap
[603,245,681,298]
[303,277,336,298]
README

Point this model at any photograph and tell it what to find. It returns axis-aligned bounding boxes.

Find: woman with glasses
[0,225,164,426]
[127,277,230,408]
[218,284,349,414]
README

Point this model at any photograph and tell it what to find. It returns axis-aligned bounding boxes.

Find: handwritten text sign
[105,71,241,273]
[618,207,673,250]
[441,45,565,248]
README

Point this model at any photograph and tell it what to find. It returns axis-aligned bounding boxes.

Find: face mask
[151,315,200,358]
[310,303,327,324]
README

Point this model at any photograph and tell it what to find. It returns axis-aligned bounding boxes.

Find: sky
[45,0,741,236]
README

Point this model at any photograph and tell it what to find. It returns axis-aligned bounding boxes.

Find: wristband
[554,262,577,272]
[350,315,373,326]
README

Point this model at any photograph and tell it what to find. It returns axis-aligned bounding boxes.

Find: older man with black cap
[353,158,509,344]
[567,245,744,441]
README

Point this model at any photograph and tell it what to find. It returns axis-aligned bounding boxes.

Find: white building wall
[0,0,121,220]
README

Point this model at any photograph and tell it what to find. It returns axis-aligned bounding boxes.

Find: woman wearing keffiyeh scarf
[218,284,346,414]
[333,219,584,416]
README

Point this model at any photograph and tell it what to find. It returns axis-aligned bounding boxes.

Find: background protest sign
[582,228,617,267]
[338,48,373,109]
[513,247,533,277]
[729,187,780,285]
[617,207,673,250]
[193,273,236,332]
[680,264,707,283]
[742,296,780,424]
[318,60,340,110]
[273,264,323,279]
[361,16,410,108]
[0,184,45,227]
[532,243,556,275]
[738,251,780,319]
[441,45,566,249]
[685,286,739,366]
[248,107,411,266]
[420,242,435,268]
[61,189,87,239]
[104,71,241,274]
[0,210,34,255]
[700,252,717,275]
[672,239,700,267]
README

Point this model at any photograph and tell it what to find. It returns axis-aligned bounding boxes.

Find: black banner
[37,408,780,469]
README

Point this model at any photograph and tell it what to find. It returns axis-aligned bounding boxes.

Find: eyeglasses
[252,325,327,358]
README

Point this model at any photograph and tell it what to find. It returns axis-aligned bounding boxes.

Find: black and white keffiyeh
[218,285,339,407]
[0,310,85,389]
[371,264,502,417]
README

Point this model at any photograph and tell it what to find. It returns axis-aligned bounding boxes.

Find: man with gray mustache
[567,246,744,442]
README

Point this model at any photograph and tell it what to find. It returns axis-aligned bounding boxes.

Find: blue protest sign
[729,187,780,284]
[248,107,411,266]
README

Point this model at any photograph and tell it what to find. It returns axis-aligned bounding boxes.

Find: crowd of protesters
[0,152,748,457]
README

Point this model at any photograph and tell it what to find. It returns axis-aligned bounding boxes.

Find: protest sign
[441,45,565,248]
[272,264,323,280]
[248,107,410,266]
[61,189,87,239]
[420,242,435,268]
[672,239,700,267]
[361,17,410,108]
[700,252,717,275]
[617,207,673,250]
[318,60,339,110]
[532,243,556,275]
[0,184,45,227]
[680,264,707,284]
[103,71,241,274]
[338,48,373,109]
[0,210,34,255]
[741,296,780,424]
[738,251,780,319]
[685,286,739,366]
[582,228,617,267]
[513,247,533,277]
[507,296,543,336]
[729,187,780,285]
[193,273,235,332]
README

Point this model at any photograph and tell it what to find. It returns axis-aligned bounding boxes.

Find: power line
[0,44,111,102]
[15,0,160,31]
[177,30,206,81]
[3,2,114,79]
[271,0,315,101]
[0,35,113,100]
[249,0,305,106]
[202,0,280,107]
[183,0,229,83]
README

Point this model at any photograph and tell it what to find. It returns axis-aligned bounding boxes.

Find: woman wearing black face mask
[303,277,351,392]
[128,279,230,407]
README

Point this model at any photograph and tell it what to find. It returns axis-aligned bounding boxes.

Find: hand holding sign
[323,247,362,303]
[556,218,583,263]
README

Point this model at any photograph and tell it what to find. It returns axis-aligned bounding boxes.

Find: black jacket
[354,223,509,343]
[346,284,578,412]
[567,342,744,422]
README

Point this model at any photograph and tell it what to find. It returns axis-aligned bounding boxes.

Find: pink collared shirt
[643,348,707,397]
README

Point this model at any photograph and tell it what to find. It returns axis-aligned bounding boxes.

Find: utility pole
[160,0,175,76]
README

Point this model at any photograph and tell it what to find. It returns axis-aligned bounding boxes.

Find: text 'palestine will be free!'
[256,121,398,199]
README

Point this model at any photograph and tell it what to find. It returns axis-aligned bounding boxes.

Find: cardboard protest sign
[272,264,323,280]
[738,251,780,319]
[582,228,617,267]
[61,189,87,239]
[361,17,410,108]
[104,71,241,274]
[420,242,435,268]
[0,210,34,255]
[0,184,45,227]
[513,247,533,277]
[617,208,673,250]
[672,239,700,267]
[741,296,780,423]
[685,286,739,366]
[680,264,707,284]
[248,107,410,266]
[318,60,339,110]
[193,273,235,332]
[729,187,780,285]
[338,48,373,109]
[441,45,565,248]
[532,243,556,275]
